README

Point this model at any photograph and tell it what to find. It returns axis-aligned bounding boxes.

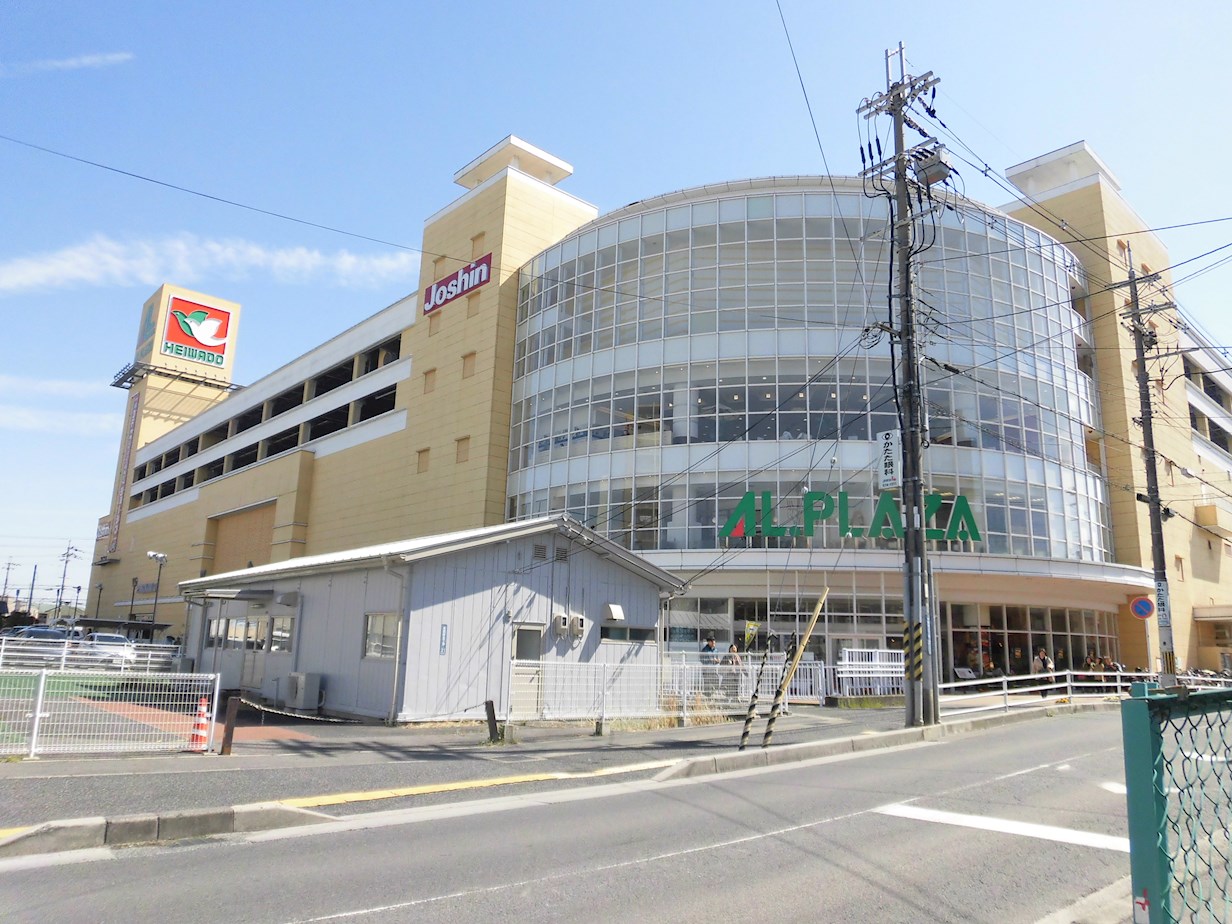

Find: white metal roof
[179,514,684,594]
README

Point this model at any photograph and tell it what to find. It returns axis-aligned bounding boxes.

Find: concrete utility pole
[859,45,942,726]
[55,544,81,619]
[1124,248,1178,686]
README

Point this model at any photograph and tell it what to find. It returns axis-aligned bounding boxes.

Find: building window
[467,293,480,318]
[429,313,441,336]
[270,616,294,653]
[364,612,399,658]
[471,233,486,259]
[423,369,436,394]
[432,255,447,277]
[462,352,477,378]
[455,436,470,463]
[357,385,397,421]
[417,448,430,473]
[1174,555,1185,581]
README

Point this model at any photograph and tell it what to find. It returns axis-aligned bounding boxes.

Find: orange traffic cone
[189,696,211,751]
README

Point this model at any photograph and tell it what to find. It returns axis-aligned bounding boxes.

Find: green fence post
[1121,683,1170,924]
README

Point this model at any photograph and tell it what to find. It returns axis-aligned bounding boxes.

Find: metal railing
[508,658,826,722]
[835,650,905,697]
[0,637,183,673]
[0,669,219,757]
[1122,682,1232,923]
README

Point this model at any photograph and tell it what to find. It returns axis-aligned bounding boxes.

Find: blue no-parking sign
[1130,596,1155,620]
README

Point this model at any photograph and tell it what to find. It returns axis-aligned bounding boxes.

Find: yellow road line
[279,759,676,809]
[0,826,33,841]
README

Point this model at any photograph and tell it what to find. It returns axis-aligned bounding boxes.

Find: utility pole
[1125,248,1177,686]
[54,544,81,619]
[859,45,943,726]
[27,565,37,621]
[1,558,13,600]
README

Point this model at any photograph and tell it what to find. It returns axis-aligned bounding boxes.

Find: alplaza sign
[161,297,232,368]
[719,491,982,542]
[423,253,493,314]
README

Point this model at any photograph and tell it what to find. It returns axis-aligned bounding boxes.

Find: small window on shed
[533,543,548,560]
[363,613,399,658]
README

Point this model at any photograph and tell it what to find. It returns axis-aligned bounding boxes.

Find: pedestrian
[700,634,719,694]
[1032,647,1054,697]
[720,644,743,698]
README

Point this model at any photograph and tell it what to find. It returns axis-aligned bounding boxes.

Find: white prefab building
[179,515,683,722]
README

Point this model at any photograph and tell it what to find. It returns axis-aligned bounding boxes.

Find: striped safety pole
[762,589,829,749]
[738,646,774,751]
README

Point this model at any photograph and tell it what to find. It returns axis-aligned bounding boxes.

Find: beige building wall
[1007,143,1230,669]
[87,139,596,637]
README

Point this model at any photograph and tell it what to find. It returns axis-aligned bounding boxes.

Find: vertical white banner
[877,429,902,490]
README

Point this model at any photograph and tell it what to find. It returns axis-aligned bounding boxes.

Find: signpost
[1129,596,1155,620]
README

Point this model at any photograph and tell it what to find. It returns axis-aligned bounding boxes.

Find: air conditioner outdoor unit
[552,613,569,636]
[287,672,321,710]
[569,616,586,638]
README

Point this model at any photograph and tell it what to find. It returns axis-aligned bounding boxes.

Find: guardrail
[1122,682,1232,922]
[0,669,219,757]
[0,638,182,673]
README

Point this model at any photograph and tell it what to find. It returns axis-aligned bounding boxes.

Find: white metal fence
[834,649,906,697]
[0,670,219,757]
[0,638,183,673]
[508,657,827,722]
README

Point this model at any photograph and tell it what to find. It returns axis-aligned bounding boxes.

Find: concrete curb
[653,700,1121,782]
[0,801,330,859]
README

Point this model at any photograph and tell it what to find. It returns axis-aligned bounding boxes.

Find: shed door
[241,616,268,689]
[510,627,544,720]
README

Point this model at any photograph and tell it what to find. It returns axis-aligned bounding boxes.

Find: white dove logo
[171,309,228,347]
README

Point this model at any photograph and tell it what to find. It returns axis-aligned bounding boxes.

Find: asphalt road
[1,711,1131,923]
[0,708,902,828]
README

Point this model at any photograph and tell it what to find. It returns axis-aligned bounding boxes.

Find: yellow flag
[744,622,759,649]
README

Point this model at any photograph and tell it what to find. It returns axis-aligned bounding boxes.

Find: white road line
[874,803,1129,852]
[1100,782,1127,795]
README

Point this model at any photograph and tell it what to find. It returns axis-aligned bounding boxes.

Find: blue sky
[2,1,1230,606]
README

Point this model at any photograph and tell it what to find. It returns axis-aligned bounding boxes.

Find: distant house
[179,515,682,722]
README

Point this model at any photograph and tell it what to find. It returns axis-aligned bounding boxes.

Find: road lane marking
[0,825,32,840]
[874,803,1129,852]
[278,759,676,808]
[285,803,876,922]
[1100,782,1127,795]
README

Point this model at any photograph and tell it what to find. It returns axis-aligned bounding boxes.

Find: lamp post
[147,552,168,627]
[93,582,103,620]
[128,577,138,621]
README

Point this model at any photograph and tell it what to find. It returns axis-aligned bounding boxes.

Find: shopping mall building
[87,136,1232,681]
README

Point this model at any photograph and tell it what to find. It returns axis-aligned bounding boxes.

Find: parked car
[12,626,68,641]
[83,633,138,663]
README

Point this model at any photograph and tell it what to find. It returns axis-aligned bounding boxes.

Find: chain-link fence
[1122,683,1232,923]
[0,670,219,757]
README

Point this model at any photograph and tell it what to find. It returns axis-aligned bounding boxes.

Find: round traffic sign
[1130,596,1155,620]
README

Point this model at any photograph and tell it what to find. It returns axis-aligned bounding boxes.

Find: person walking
[1032,647,1055,697]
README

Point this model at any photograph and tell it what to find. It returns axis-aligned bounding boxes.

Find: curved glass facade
[508,178,1112,564]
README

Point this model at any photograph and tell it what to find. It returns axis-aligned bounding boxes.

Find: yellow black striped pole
[738,647,773,751]
[904,623,923,682]
[762,588,829,748]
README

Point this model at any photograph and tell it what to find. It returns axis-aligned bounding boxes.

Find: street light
[147,552,168,627]
[93,582,104,620]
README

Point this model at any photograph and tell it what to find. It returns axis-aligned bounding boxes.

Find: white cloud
[0,234,420,294]
[0,375,111,399]
[0,404,122,436]
[3,52,135,75]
